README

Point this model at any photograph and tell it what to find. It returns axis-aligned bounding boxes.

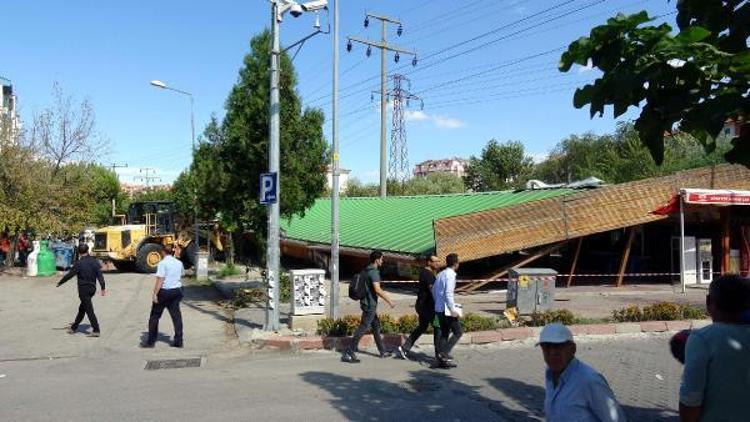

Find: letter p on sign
[259,172,278,205]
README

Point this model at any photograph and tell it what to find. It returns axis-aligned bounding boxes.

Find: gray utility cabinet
[507,268,557,315]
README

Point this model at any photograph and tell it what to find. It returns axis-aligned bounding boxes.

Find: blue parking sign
[259,172,277,205]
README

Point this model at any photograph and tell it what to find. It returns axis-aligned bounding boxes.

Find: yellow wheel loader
[91,201,223,273]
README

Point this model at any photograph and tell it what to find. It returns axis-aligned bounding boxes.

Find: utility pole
[134,167,160,189]
[347,13,417,198]
[329,0,340,320]
[388,74,423,183]
[266,0,282,331]
[108,162,128,179]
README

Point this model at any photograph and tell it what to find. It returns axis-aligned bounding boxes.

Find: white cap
[537,323,574,345]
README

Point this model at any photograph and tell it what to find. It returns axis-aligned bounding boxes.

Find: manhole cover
[145,358,202,370]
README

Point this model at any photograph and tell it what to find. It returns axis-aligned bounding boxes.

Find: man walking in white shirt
[432,253,462,368]
[140,244,185,348]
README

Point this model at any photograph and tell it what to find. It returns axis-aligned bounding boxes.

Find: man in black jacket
[398,254,441,359]
[57,244,107,337]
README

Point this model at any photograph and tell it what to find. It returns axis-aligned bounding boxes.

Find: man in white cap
[539,323,625,422]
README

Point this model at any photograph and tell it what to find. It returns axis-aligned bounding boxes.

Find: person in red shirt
[0,233,11,267]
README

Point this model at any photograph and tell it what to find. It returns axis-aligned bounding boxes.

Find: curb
[249,319,710,351]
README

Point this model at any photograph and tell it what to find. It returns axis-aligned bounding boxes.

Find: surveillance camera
[301,0,327,12]
[289,3,303,17]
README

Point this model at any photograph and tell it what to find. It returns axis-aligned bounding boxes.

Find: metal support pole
[679,193,686,294]
[266,1,281,331]
[329,0,340,320]
[379,20,387,198]
[190,95,199,256]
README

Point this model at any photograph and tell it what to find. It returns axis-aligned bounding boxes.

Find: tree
[344,178,379,197]
[189,30,328,253]
[463,140,534,191]
[57,163,126,227]
[559,1,749,165]
[31,83,107,175]
[531,123,731,184]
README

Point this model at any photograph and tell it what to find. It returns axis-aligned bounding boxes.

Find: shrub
[643,302,683,321]
[460,313,501,332]
[397,314,420,334]
[612,305,643,322]
[378,314,399,334]
[279,272,292,304]
[612,302,708,322]
[528,309,576,327]
[218,263,241,278]
[680,304,707,319]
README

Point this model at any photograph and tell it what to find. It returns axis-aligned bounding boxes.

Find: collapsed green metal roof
[281,190,572,256]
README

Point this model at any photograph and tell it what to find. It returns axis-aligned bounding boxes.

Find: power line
[306,0,605,107]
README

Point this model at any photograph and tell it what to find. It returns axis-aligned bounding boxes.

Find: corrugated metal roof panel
[281,190,572,255]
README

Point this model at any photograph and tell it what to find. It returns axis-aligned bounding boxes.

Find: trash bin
[37,241,57,277]
[51,242,74,270]
[507,268,557,315]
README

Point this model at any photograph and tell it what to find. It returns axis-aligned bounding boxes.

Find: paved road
[0,273,683,421]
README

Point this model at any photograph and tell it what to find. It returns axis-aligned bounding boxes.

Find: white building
[325,166,351,194]
[413,157,468,178]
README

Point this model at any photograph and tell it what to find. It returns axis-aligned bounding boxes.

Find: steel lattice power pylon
[388,74,423,182]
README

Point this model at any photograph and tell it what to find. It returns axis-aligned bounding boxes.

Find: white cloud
[578,59,594,73]
[530,152,549,164]
[405,110,429,122]
[432,114,466,129]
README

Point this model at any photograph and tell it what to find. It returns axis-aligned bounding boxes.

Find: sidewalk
[213,276,709,347]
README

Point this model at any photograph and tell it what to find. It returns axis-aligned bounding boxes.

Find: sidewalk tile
[615,323,641,334]
[640,321,668,332]
[295,337,324,350]
[501,327,533,341]
[471,331,503,344]
[665,321,691,332]
[690,320,711,329]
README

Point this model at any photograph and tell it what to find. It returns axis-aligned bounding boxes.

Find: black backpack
[348,269,369,301]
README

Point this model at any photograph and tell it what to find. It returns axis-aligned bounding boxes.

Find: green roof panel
[281,190,572,255]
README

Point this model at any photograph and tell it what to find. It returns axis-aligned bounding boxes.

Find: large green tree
[532,123,731,184]
[559,0,749,165]
[463,140,534,191]
[189,30,328,250]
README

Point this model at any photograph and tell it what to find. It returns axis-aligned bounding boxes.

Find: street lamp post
[149,80,200,260]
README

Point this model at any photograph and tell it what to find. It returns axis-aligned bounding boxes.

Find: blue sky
[2,0,677,184]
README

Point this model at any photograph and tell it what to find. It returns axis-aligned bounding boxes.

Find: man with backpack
[342,250,395,363]
[397,254,441,360]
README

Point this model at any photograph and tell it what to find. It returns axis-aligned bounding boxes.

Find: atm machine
[672,236,713,285]
[696,238,713,284]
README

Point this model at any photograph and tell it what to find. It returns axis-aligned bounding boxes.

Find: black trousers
[72,285,100,332]
[147,288,183,344]
[404,305,435,351]
[348,310,385,354]
[436,313,462,357]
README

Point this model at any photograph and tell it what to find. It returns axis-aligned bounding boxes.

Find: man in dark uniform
[56,244,107,337]
[398,254,441,359]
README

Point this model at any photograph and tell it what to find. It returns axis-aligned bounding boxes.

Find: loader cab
[128,201,176,235]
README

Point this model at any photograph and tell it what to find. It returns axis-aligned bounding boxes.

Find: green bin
[37,241,57,277]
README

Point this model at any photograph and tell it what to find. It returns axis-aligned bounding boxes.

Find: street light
[266,0,328,331]
[149,79,199,264]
